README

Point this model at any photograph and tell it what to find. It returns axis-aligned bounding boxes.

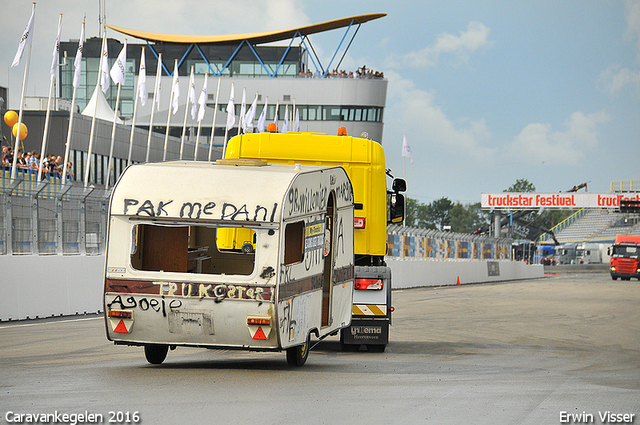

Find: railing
[3,169,513,259]
[387,224,512,260]
[1,169,110,255]
[538,208,586,243]
[610,180,640,192]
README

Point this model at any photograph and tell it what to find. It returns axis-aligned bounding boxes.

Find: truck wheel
[144,344,169,365]
[611,276,617,280]
[286,334,310,366]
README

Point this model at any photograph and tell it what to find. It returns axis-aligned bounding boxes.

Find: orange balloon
[4,110,18,127]
[12,122,28,140]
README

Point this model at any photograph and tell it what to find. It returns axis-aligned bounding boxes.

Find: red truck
[609,234,640,281]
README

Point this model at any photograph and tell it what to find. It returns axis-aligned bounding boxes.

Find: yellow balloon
[12,122,28,140]
[4,110,18,127]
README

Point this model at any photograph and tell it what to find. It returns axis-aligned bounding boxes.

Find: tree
[505,178,535,193]
[427,197,453,230]
[404,198,420,227]
[450,202,489,233]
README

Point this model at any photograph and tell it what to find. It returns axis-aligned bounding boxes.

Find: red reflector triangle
[253,326,267,340]
[114,319,128,333]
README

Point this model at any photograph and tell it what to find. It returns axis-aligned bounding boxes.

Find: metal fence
[1,169,110,255]
[2,169,514,259]
[387,224,513,260]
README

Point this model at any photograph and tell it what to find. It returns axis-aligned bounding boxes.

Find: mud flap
[341,317,389,346]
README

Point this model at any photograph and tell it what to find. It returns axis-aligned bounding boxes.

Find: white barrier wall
[388,258,544,289]
[0,255,543,321]
[0,255,104,321]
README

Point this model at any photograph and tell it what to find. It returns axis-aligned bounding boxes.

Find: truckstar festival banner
[481,193,640,209]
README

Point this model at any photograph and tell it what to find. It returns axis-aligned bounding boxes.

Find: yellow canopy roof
[106,13,386,45]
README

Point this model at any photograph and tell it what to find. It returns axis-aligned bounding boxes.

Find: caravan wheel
[144,344,169,365]
[286,334,310,366]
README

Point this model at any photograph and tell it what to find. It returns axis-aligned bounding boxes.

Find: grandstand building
[1,14,388,187]
[540,180,640,244]
[51,14,388,185]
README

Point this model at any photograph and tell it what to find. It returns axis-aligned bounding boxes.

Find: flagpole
[84,31,107,187]
[38,73,56,183]
[180,66,193,160]
[128,46,145,166]
[208,76,221,162]
[195,72,208,161]
[222,82,235,158]
[11,2,36,182]
[105,39,127,190]
[127,92,138,166]
[38,14,62,183]
[105,81,122,189]
[163,59,179,161]
[146,53,162,162]
[237,87,246,136]
[62,19,85,185]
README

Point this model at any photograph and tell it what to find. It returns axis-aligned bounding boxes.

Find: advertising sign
[481,193,640,209]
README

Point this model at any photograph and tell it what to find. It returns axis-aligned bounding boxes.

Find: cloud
[398,21,494,68]
[109,0,311,36]
[625,0,640,54]
[599,64,640,94]
[600,1,640,94]
[506,111,610,165]
[385,70,495,164]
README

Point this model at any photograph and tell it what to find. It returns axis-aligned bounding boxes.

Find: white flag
[283,104,289,133]
[243,92,258,133]
[110,40,127,86]
[50,16,62,79]
[197,72,208,122]
[188,67,197,120]
[154,54,162,111]
[295,108,300,132]
[239,87,246,132]
[257,96,268,133]
[100,35,110,93]
[171,60,180,115]
[226,83,235,130]
[73,22,86,89]
[401,134,414,164]
[12,5,35,67]
[138,47,146,106]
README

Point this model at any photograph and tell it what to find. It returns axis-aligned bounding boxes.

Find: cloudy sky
[1,0,638,204]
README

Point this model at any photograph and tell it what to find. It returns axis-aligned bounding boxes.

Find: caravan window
[130,224,256,276]
[284,221,304,265]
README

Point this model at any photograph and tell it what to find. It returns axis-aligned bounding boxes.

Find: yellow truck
[224,127,406,351]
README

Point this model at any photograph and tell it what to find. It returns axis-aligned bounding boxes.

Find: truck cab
[224,129,406,351]
[609,235,640,280]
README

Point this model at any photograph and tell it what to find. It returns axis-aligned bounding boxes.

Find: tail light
[108,310,133,319]
[247,317,271,326]
[354,217,366,229]
[355,278,383,290]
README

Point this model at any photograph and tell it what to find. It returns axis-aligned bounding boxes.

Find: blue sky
[1,0,638,204]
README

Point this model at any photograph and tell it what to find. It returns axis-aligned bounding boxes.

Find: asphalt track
[1,272,638,424]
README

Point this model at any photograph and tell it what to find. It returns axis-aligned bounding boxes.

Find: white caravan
[103,160,354,366]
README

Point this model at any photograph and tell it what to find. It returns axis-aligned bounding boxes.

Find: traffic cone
[456,276,461,286]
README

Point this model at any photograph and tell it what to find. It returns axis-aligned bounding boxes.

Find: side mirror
[392,178,406,193]
[388,193,405,224]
